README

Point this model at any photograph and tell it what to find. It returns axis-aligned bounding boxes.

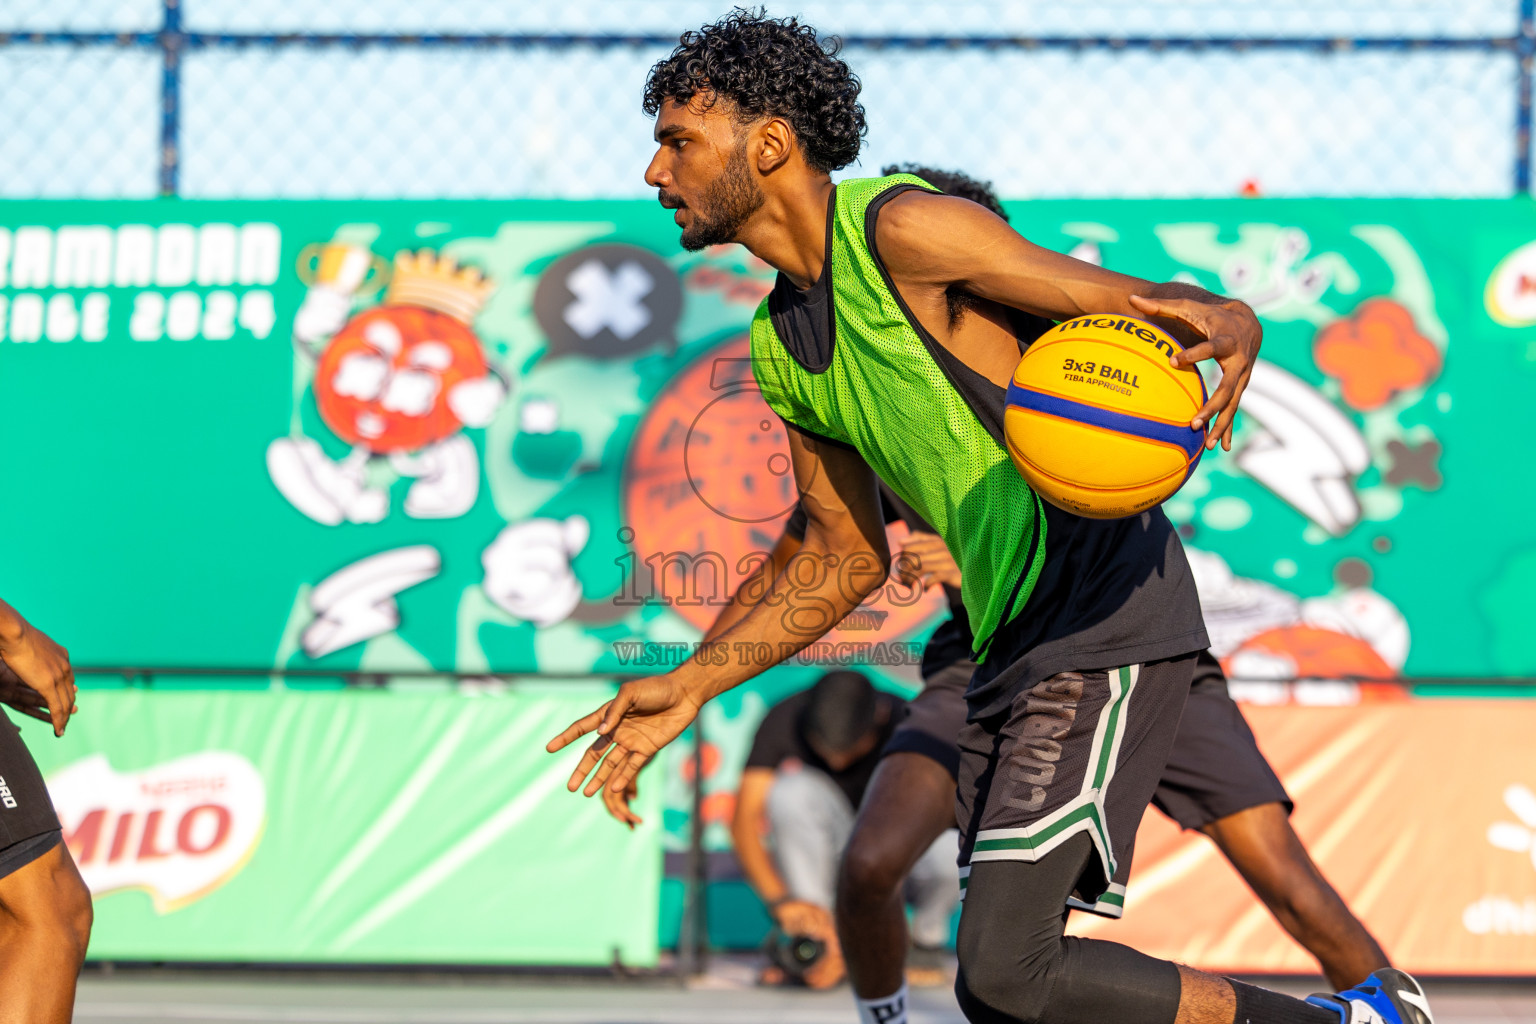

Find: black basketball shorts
[956,655,1197,918]
[881,659,972,781]
[1152,650,1293,832]
[0,710,62,881]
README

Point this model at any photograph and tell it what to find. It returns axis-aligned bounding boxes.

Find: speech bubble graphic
[50,752,266,913]
[533,243,681,360]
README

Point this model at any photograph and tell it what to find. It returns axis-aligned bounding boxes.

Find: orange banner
[1067,700,1536,975]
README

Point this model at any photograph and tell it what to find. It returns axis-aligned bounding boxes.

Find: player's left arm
[875,190,1260,450]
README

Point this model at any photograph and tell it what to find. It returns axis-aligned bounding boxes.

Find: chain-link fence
[2,0,1533,198]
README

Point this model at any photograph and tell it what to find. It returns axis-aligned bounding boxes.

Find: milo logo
[49,752,266,912]
[1056,315,1179,356]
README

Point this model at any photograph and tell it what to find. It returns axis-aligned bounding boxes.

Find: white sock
[855,984,908,1024]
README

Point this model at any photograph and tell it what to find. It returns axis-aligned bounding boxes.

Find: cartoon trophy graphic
[268,247,508,524]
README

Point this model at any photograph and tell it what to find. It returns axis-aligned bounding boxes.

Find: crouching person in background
[732,670,960,989]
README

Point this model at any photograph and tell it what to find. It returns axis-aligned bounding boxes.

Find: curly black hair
[643,8,867,173]
[881,163,1010,223]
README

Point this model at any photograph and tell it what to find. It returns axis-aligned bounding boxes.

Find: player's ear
[755,117,795,175]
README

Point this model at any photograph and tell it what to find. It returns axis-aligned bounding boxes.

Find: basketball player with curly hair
[550,11,1431,1024]
[608,165,1394,1011]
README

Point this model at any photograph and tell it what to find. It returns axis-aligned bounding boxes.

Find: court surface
[73,967,1536,1024]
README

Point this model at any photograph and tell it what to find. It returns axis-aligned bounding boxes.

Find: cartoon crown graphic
[384,250,495,325]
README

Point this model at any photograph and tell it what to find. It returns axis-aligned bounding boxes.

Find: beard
[673,144,765,252]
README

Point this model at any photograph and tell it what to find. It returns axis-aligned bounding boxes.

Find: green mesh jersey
[750,174,1047,661]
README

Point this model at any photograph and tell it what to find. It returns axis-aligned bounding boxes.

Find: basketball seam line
[1008,380,1200,432]
[1005,389,1204,463]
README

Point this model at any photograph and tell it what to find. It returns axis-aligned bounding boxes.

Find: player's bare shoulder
[872,190,989,277]
[871,189,1005,287]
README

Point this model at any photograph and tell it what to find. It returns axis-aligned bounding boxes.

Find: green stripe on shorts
[1089,665,1133,792]
[971,802,1099,855]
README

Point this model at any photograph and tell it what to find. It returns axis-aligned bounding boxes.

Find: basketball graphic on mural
[624,336,946,643]
[1227,625,1396,682]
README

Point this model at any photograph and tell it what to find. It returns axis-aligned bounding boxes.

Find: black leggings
[955,834,1182,1024]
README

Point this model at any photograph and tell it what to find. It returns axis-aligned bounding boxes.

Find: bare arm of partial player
[875,190,1262,450]
[0,600,77,737]
[548,430,891,798]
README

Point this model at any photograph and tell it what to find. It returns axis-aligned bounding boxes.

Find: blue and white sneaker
[1306,969,1434,1024]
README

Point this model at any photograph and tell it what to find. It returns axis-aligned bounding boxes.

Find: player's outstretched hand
[0,622,77,737]
[602,773,644,830]
[1128,293,1260,452]
[547,674,703,799]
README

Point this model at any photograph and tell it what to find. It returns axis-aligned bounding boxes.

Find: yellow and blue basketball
[1004,314,1207,519]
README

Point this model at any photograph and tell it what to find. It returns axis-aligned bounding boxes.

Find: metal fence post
[159,0,182,197]
[676,719,708,981]
[1519,0,1536,193]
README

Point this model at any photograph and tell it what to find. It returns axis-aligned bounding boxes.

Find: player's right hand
[546,674,703,799]
[0,623,76,737]
[0,659,54,727]
[1128,292,1260,451]
[771,900,845,989]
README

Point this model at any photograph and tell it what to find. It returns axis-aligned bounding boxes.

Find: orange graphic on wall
[1312,298,1441,411]
[1225,625,1395,681]
[315,304,490,454]
[1067,700,1536,975]
[624,336,946,645]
